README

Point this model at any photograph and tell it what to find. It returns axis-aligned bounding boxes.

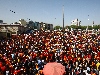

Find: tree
[81,26,87,30]
[54,24,100,30]
[65,26,71,31]
[70,25,77,29]
[54,26,62,30]
[67,26,71,30]
[88,26,92,30]
[78,25,81,29]
[93,25,99,30]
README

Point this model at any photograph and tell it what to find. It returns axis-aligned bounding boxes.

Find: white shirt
[72,72,74,75]
[83,70,91,75]
[86,73,91,75]
[6,71,9,75]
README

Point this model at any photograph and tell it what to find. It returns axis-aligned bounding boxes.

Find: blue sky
[0,0,100,26]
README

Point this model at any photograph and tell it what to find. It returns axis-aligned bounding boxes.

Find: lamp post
[62,5,65,51]
[63,5,64,31]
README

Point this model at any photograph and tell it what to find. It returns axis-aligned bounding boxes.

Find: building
[0,24,28,38]
[19,19,27,27]
[0,20,3,24]
[28,22,53,30]
[27,21,34,29]
[34,22,40,30]
[71,19,81,26]
[40,22,45,30]
[40,22,43,30]
[49,24,53,30]
[46,24,53,30]
[40,22,53,30]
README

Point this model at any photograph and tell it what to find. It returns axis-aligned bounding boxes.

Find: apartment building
[0,24,28,38]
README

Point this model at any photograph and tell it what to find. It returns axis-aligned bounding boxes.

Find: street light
[62,5,65,52]
[62,5,65,35]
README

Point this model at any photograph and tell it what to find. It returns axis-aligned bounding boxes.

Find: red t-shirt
[1,66,6,72]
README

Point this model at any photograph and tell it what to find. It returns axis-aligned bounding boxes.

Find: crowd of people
[0,29,100,75]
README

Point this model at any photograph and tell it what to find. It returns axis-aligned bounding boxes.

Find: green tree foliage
[93,25,100,30]
[78,25,81,29]
[88,26,92,30]
[81,26,87,30]
[61,25,100,30]
[54,26,62,30]
[65,26,71,30]
[67,26,71,30]
[70,25,77,29]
